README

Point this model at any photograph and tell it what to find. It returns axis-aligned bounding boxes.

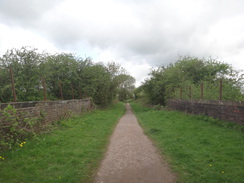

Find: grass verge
[131,102,244,183]
[0,102,125,183]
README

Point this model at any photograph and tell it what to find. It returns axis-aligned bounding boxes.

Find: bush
[0,105,43,152]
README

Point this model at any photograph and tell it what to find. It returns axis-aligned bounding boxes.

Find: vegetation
[131,102,244,183]
[139,56,244,105]
[0,102,125,183]
[0,104,45,152]
[1,46,243,183]
[117,74,135,101]
[0,47,135,106]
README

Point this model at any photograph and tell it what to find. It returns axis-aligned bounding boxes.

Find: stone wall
[0,99,92,124]
[167,99,244,125]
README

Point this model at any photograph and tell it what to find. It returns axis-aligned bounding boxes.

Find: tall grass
[131,102,244,183]
[0,102,125,183]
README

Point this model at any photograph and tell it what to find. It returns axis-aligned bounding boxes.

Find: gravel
[94,103,176,183]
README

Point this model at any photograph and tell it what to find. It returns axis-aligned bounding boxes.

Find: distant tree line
[0,47,135,106]
[136,56,244,105]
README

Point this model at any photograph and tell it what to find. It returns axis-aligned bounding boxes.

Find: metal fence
[5,67,80,103]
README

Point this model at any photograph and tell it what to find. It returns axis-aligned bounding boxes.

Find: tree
[0,47,136,107]
[0,47,44,102]
[0,67,11,103]
[141,56,244,105]
[40,53,80,100]
[117,75,135,101]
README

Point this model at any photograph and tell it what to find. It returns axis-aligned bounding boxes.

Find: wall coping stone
[168,99,244,106]
[0,99,91,110]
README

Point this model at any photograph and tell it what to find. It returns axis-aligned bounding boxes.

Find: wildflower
[209,164,212,167]
[19,142,26,147]
[0,156,4,160]
[222,171,225,174]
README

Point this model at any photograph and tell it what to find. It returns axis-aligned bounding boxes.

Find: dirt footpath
[94,103,176,183]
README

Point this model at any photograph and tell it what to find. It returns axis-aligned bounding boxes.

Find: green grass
[0,102,125,183]
[131,102,244,183]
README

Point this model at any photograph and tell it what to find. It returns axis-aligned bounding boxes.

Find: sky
[0,0,244,86]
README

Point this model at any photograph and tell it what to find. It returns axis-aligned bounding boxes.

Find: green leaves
[0,47,135,106]
[141,56,244,105]
[0,47,43,102]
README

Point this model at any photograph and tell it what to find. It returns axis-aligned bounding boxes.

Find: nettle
[0,105,43,152]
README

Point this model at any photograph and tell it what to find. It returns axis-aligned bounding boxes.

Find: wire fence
[170,79,243,101]
[3,68,82,103]
[3,68,244,103]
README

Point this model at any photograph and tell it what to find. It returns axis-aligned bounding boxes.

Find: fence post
[168,89,173,99]
[179,87,182,99]
[201,83,204,100]
[42,77,47,101]
[9,68,17,102]
[78,87,82,99]
[71,84,74,99]
[219,79,223,101]
[59,81,63,100]
[189,85,192,99]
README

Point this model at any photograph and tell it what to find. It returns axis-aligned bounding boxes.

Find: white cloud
[94,48,152,86]
[0,0,244,86]
[122,60,152,87]
[0,24,58,55]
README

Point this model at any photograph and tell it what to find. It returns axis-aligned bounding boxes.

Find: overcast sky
[0,0,244,86]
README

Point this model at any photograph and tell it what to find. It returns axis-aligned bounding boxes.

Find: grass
[0,102,125,183]
[131,102,244,183]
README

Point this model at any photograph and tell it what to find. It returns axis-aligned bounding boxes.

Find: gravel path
[94,103,176,183]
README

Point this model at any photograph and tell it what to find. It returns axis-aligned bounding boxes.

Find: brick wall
[167,99,244,125]
[0,99,92,124]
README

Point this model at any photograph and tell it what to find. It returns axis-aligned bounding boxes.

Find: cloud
[0,24,58,55]
[95,48,153,86]
[0,0,61,27]
[0,0,244,86]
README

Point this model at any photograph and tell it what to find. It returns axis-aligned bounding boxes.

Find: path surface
[94,103,176,183]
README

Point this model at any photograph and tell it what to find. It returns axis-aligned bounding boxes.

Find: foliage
[0,47,135,106]
[39,53,81,100]
[131,102,244,183]
[117,74,135,101]
[0,47,44,102]
[141,56,244,105]
[0,105,43,152]
[0,102,125,183]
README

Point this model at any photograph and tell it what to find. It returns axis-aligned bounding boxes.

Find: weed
[0,105,41,151]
